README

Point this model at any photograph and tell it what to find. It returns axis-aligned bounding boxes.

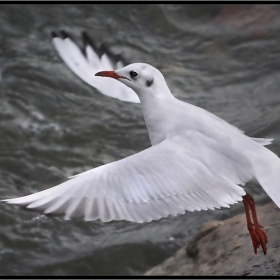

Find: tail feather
[252,147,280,208]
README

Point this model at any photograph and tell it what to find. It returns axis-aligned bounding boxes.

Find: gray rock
[145,202,280,276]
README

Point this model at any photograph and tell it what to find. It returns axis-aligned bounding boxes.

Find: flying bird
[3,31,280,256]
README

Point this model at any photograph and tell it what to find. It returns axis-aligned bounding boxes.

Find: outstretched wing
[52,30,140,103]
[2,136,246,223]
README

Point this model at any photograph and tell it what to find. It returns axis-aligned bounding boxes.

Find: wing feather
[52,31,140,103]
[3,136,247,223]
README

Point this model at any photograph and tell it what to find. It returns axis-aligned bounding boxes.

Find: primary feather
[51,30,140,103]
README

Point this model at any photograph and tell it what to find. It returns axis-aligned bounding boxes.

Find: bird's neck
[138,91,177,146]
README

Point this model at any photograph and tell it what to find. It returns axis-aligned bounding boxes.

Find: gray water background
[0,3,280,276]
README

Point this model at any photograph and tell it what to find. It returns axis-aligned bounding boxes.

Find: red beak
[95,71,129,80]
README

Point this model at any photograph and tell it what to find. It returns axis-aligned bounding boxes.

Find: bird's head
[95,63,171,99]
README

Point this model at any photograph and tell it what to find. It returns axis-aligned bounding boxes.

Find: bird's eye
[130,71,138,78]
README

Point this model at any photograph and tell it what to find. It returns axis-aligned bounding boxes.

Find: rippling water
[1,4,280,276]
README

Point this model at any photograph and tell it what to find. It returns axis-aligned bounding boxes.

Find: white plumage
[3,32,280,226]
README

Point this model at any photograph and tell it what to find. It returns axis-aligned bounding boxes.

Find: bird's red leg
[242,192,268,255]
[246,192,268,254]
[242,193,259,254]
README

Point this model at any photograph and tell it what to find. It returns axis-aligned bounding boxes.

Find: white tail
[252,146,280,208]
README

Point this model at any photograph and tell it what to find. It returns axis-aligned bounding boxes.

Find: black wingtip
[60,30,70,39]
[51,31,58,39]
[82,31,91,46]
[99,42,110,56]
[82,31,98,52]
[51,30,129,67]
[99,42,128,65]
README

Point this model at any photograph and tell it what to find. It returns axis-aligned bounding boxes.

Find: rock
[145,202,280,276]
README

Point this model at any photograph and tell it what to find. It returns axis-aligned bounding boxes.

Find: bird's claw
[247,223,267,255]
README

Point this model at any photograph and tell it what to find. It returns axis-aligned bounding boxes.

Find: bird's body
[2,32,279,255]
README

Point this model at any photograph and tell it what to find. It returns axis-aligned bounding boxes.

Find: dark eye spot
[146,78,153,87]
[130,71,138,78]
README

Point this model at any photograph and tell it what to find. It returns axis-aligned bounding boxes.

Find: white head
[95,63,172,99]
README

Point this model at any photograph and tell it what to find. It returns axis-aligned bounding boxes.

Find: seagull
[2,31,280,256]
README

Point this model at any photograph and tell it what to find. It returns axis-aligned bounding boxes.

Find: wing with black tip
[52,30,140,103]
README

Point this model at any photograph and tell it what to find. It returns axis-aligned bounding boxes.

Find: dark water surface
[1,4,280,276]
